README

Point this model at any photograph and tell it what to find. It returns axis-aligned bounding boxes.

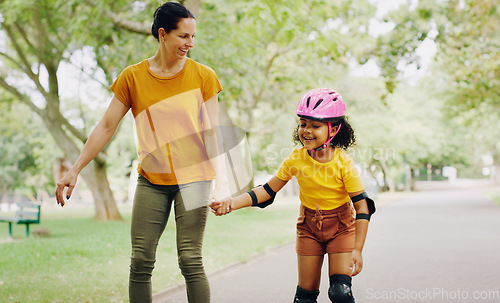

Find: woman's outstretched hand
[55,171,78,207]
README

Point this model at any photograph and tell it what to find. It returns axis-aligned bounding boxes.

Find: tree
[433,0,500,182]
[0,98,61,202]
[434,0,499,114]
[372,0,500,183]
[0,0,149,220]
[0,0,223,220]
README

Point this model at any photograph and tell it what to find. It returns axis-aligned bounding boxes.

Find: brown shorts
[296,202,356,256]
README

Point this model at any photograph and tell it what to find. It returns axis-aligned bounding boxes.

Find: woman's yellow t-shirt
[110,58,222,185]
[275,147,364,210]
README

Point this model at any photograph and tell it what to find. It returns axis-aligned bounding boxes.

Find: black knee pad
[328,274,354,303]
[294,286,320,303]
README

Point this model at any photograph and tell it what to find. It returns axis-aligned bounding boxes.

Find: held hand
[209,181,232,216]
[55,171,78,207]
[209,200,221,212]
[209,199,224,213]
[209,197,233,216]
[349,249,363,277]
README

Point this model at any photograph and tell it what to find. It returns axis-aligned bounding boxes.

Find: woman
[55,2,230,302]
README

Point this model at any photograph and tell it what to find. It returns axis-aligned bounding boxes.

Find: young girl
[210,88,375,303]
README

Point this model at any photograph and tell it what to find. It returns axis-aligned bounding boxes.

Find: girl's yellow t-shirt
[275,147,364,210]
[110,58,222,185]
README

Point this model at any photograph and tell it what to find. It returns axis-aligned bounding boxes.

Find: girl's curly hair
[292,116,356,150]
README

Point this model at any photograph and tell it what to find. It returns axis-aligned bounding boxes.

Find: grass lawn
[0,197,299,303]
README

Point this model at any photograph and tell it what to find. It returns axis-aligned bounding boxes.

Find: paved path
[154,187,500,302]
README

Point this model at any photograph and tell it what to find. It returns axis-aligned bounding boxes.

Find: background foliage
[0,0,498,301]
[0,0,498,203]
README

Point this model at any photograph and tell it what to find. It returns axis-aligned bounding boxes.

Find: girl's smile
[298,118,330,149]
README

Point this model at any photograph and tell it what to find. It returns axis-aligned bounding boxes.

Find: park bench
[0,202,41,238]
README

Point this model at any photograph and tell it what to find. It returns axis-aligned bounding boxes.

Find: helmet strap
[311,123,342,153]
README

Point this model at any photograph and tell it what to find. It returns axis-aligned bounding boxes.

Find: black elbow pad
[352,192,376,221]
[256,199,274,208]
[249,183,276,208]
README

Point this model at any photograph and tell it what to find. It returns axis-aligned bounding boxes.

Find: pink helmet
[296,88,346,120]
[296,88,346,152]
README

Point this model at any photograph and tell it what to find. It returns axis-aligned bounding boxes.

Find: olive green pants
[129,175,211,303]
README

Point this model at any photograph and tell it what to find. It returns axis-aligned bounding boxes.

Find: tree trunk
[377,158,395,192]
[42,109,123,221]
[368,160,383,190]
[81,161,123,221]
[1,184,10,204]
[494,164,500,185]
